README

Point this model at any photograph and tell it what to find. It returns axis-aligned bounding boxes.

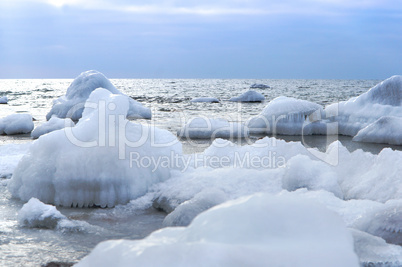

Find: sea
[0,78,400,266]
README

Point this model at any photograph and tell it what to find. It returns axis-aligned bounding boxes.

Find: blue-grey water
[0,78,399,266]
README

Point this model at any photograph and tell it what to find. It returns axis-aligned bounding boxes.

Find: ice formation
[0,113,34,135]
[190,97,219,103]
[250,83,270,89]
[247,96,326,135]
[0,96,7,104]
[46,70,151,121]
[178,117,249,139]
[0,143,31,178]
[353,116,402,145]
[31,116,75,139]
[229,90,265,102]
[18,198,66,229]
[8,88,181,207]
[77,193,359,267]
[325,75,402,136]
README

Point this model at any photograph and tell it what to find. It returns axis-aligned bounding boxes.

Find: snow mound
[353,116,402,145]
[250,83,270,89]
[190,97,219,103]
[0,96,7,104]
[46,70,151,121]
[77,193,358,267]
[8,88,181,208]
[247,96,325,135]
[326,75,402,136]
[0,113,34,135]
[178,117,249,139]
[18,198,66,229]
[31,116,75,139]
[229,90,265,102]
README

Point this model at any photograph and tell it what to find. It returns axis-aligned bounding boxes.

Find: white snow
[190,97,219,103]
[8,88,181,208]
[0,113,34,135]
[178,117,249,139]
[250,83,270,89]
[247,96,326,135]
[31,116,75,139]
[353,116,402,145]
[46,70,151,121]
[325,75,402,136]
[0,96,7,104]
[229,90,265,102]
[77,193,359,267]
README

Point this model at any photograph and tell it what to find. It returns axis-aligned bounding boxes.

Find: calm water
[0,78,399,266]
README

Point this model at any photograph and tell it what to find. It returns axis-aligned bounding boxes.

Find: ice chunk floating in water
[0,96,7,104]
[247,96,326,135]
[8,88,181,207]
[0,113,34,135]
[229,90,265,102]
[46,70,151,121]
[77,193,359,267]
[190,97,219,103]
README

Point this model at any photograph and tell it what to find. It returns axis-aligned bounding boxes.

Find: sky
[0,0,401,79]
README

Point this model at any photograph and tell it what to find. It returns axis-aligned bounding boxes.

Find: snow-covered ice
[8,88,181,208]
[31,116,75,139]
[77,193,359,267]
[325,75,402,136]
[353,116,402,145]
[190,97,219,103]
[229,90,265,102]
[46,70,151,121]
[247,96,326,135]
[178,117,249,139]
[0,113,34,135]
[0,143,31,178]
[0,96,7,104]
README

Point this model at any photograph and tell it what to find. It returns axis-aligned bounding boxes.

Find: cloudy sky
[0,0,401,79]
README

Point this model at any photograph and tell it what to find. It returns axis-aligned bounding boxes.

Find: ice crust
[31,116,75,139]
[190,97,219,103]
[8,88,181,208]
[229,90,265,102]
[178,117,249,139]
[0,113,34,135]
[77,193,359,267]
[46,70,151,121]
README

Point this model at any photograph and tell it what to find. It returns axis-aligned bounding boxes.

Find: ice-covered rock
[247,96,326,135]
[77,193,359,267]
[163,188,227,227]
[250,83,270,89]
[18,198,66,229]
[0,113,34,135]
[326,75,402,136]
[31,116,75,139]
[190,97,219,103]
[353,116,402,145]
[46,70,151,121]
[0,96,8,104]
[351,229,402,267]
[229,90,265,102]
[178,117,249,139]
[8,88,181,208]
